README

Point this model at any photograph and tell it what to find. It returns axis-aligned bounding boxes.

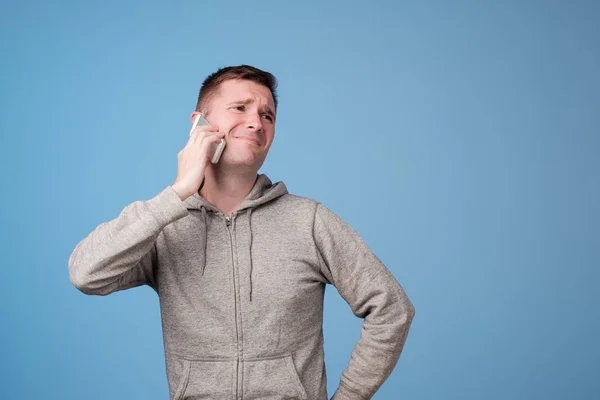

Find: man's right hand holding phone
[172,121,225,201]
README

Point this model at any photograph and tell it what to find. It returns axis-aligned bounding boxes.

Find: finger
[189,124,219,138]
[200,133,225,148]
[188,128,221,146]
[197,131,225,146]
[190,132,223,150]
[198,133,225,155]
[184,132,223,154]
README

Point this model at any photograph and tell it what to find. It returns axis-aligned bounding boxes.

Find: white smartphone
[189,114,226,164]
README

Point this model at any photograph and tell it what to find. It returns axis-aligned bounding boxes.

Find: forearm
[332,289,415,399]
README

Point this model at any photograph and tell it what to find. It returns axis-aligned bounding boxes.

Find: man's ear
[190,111,202,123]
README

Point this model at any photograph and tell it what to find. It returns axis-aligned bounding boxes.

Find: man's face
[193,79,276,170]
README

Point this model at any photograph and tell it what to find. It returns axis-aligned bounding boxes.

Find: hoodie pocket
[173,358,234,400]
[242,354,308,400]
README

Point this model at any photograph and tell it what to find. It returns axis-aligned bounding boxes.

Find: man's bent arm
[313,203,416,400]
[68,186,188,295]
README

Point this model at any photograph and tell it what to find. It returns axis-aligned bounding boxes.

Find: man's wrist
[171,182,192,201]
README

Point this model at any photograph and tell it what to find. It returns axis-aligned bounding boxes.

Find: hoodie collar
[182,174,288,213]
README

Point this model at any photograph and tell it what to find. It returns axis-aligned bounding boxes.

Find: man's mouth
[234,136,261,146]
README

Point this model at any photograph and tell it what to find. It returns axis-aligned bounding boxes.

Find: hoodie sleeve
[68,186,189,296]
[312,203,415,400]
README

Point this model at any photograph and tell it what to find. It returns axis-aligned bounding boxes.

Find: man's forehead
[217,80,275,107]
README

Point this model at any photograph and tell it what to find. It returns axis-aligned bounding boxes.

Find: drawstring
[247,208,254,302]
[200,207,208,275]
[198,206,253,301]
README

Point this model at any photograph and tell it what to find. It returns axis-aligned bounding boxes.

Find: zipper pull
[225,216,231,227]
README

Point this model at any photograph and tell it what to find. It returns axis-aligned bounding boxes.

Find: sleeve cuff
[145,185,189,227]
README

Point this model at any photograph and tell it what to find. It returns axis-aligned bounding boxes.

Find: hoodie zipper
[225,214,242,399]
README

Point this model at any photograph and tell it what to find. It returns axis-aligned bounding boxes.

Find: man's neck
[199,167,258,216]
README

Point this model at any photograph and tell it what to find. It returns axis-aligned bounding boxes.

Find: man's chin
[219,155,265,170]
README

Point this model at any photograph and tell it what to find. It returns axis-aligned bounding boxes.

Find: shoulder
[278,193,319,207]
[272,193,346,227]
[262,193,324,224]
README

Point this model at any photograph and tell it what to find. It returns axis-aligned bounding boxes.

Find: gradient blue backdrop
[1,1,599,399]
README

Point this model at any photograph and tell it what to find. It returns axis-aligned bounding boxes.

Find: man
[69,65,415,400]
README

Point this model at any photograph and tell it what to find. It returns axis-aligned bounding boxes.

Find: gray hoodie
[68,174,415,400]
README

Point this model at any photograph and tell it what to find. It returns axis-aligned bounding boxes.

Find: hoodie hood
[181,174,287,301]
[182,174,288,213]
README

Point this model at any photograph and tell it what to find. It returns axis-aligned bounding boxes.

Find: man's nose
[246,113,264,131]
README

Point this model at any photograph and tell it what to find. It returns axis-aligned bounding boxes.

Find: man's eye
[233,105,245,111]
[261,114,273,122]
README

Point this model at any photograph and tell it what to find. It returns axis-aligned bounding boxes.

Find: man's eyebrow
[228,98,276,120]
[228,98,254,106]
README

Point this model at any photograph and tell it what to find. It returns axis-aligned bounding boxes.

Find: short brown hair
[196,65,278,114]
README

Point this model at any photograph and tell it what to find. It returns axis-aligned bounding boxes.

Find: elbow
[391,298,415,352]
[68,244,93,294]
[395,288,416,327]
[397,299,415,327]
[69,271,112,296]
[69,263,96,295]
[406,298,415,318]
[406,301,416,323]
[68,256,110,296]
[69,270,94,295]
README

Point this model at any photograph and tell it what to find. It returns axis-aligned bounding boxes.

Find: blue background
[1,0,599,399]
